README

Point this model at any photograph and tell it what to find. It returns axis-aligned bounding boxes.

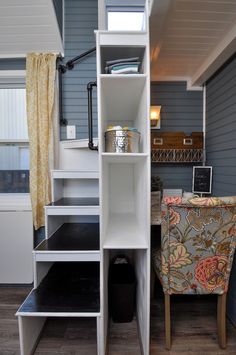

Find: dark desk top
[47,197,99,207]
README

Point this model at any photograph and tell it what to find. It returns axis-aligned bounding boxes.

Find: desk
[151,191,162,225]
[151,210,161,225]
[151,210,161,249]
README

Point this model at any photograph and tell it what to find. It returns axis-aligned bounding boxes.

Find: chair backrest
[160,196,236,295]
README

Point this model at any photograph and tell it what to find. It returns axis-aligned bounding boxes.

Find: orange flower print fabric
[169,207,181,225]
[189,197,222,206]
[195,256,228,292]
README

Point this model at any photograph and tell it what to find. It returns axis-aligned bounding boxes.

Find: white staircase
[16,167,102,354]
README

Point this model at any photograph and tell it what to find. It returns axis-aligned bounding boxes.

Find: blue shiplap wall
[151,81,203,192]
[206,54,236,325]
[61,0,98,140]
[206,56,236,196]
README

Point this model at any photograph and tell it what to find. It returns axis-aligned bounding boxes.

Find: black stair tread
[18,262,100,314]
[47,197,99,207]
[35,223,100,251]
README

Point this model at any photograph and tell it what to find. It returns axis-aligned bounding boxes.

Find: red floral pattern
[195,256,228,291]
[163,196,182,205]
[228,225,236,237]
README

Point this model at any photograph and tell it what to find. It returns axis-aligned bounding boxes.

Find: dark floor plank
[108,318,141,355]
[1,285,236,354]
[150,293,236,355]
[36,223,99,251]
[0,285,31,355]
[35,318,97,355]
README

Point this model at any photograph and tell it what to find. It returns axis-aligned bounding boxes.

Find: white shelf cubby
[98,32,148,74]
[101,158,149,249]
[99,74,149,153]
[51,170,99,202]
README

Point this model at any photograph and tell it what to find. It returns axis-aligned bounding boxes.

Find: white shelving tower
[96,8,151,354]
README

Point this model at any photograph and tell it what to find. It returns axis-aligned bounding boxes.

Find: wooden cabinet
[151,132,203,149]
[151,131,204,163]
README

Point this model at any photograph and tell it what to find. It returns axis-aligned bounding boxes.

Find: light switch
[67,125,76,140]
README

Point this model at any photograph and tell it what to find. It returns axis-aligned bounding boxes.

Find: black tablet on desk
[192,166,212,194]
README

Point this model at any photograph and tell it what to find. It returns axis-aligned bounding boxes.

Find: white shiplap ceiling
[150,0,236,87]
[0,0,63,58]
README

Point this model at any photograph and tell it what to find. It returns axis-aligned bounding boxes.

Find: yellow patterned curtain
[26,53,57,230]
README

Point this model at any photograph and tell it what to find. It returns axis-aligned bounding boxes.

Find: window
[107,10,145,31]
[0,83,29,193]
[106,0,146,32]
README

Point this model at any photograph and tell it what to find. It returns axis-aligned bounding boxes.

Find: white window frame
[0,70,30,204]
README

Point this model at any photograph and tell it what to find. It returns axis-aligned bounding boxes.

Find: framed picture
[192,166,212,194]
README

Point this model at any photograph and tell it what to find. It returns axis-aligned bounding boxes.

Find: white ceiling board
[150,0,236,86]
[0,35,57,43]
[0,17,54,27]
[0,0,63,58]
[150,0,171,63]
[190,22,236,86]
[165,27,224,38]
[0,7,50,17]
[176,2,236,13]
[0,0,49,5]
[0,26,55,36]
[172,11,236,23]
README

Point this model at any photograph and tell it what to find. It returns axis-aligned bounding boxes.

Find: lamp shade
[150,105,161,129]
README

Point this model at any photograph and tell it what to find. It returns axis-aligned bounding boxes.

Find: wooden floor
[0,285,236,354]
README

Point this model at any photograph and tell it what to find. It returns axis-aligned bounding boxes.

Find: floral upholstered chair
[152,196,236,349]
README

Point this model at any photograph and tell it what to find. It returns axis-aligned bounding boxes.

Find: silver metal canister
[105,130,140,153]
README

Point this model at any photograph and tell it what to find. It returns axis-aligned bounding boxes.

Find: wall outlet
[67,125,76,140]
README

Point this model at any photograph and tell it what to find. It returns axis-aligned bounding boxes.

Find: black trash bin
[109,256,136,323]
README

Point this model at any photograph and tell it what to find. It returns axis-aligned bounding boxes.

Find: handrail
[57,47,97,129]
[87,81,98,151]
